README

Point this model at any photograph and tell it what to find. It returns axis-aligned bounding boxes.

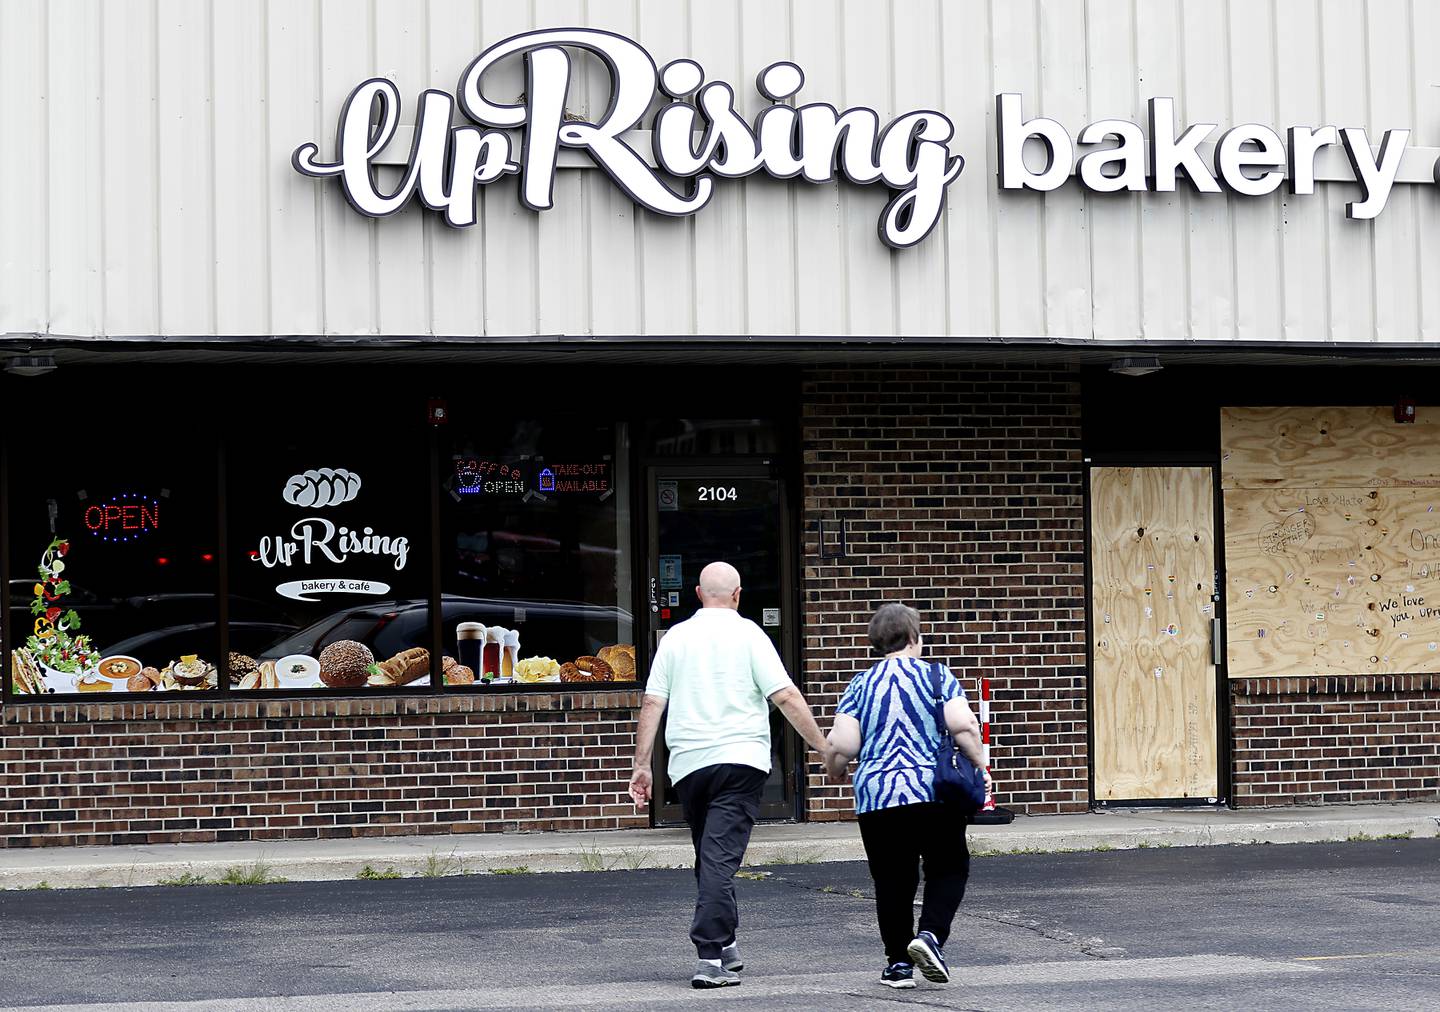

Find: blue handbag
[928,662,987,812]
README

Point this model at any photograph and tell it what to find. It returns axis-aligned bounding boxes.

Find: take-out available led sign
[294,28,1434,248]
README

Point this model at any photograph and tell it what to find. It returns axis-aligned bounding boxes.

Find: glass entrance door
[644,464,798,824]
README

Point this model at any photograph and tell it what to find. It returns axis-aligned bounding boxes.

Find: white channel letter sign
[253,468,408,600]
[293,28,963,249]
[995,94,1416,220]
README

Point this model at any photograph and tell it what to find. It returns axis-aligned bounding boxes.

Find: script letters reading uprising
[292,28,963,250]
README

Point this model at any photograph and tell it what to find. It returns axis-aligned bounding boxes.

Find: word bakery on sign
[292,28,963,249]
[997,94,1420,220]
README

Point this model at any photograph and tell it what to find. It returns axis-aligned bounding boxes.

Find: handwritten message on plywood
[1225,487,1440,677]
[1090,467,1218,801]
[1222,406,1440,489]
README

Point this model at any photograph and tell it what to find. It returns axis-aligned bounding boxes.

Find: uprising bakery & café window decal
[226,408,433,694]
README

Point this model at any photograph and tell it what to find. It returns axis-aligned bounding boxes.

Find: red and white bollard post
[972,677,1014,825]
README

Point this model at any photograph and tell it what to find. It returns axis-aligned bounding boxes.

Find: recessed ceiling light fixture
[1108,356,1163,377]
[5,353,58,377]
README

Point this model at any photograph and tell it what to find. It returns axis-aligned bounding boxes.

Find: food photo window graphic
[441,419,635,689]
[228,425,432,692]
[8,454,222,696]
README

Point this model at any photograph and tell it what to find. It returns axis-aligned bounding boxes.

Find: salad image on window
[9,537,220,695]
[11,538,100,693]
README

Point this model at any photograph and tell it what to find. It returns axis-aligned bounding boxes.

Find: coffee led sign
[293,28,963,250]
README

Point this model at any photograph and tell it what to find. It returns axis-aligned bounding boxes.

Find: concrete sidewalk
[2,803,1436,890]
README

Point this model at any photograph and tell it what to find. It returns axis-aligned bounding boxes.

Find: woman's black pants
[857,801,971,965]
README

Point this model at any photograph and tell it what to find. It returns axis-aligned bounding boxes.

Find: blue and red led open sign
[84,494,161,543]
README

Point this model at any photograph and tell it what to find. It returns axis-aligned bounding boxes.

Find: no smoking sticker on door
[657,480,678,511]
[763,608,781,627]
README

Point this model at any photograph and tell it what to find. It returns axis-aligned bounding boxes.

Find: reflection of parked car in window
[9,580,115,636]
[7,582,299,660]
[105,621,302,663]
[259,595,633,666]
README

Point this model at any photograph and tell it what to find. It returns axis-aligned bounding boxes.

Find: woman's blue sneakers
[905,931,951,984]
[880,962,916,988]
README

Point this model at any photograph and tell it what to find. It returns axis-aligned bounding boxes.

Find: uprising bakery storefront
[3,2,1440,848]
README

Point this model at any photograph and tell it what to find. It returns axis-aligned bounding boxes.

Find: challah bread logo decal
[256,465,407,598]
[282,468,362,508]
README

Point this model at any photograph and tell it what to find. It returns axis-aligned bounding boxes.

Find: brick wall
[799,365,1089,818]
[1230,675,1440,806]
[0,692,644,848]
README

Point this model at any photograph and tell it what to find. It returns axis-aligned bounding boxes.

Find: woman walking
[825,602,990,989]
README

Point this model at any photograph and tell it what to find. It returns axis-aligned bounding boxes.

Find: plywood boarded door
[1090,467,1219,801]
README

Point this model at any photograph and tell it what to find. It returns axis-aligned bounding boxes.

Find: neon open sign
[84,494,161,543]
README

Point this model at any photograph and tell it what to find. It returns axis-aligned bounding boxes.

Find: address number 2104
[697,486,738,503]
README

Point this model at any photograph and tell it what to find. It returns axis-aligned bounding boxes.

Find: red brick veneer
[799,365,1089,818]
[1230,675,1440,806]
[1,692,644,847]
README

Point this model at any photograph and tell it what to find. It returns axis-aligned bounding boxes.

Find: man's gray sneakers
[691,961,742,988]
[721,943,744,972]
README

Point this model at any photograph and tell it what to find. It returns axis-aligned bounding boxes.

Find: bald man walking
[629,561,832,989]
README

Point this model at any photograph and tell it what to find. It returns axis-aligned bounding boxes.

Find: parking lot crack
[962,907,1126,960]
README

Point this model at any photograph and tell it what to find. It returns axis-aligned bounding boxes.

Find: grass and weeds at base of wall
[217,860,287,886]
[157,872,209,887]
[422,851,466,878]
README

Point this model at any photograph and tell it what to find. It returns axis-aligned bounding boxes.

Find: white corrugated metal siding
[2,0,1437,343]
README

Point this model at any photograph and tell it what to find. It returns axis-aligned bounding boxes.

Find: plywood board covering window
[1223,407,1440,678]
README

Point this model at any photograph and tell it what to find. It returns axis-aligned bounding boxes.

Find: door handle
[1211,618,1222,666]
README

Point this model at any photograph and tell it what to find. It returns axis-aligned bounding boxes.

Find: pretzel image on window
[282,468,363,508]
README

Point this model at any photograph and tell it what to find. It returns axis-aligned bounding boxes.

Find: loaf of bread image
[441,655,475,685]
[366,646,430,686]
[597,644,636,680]
[319,640,374,688]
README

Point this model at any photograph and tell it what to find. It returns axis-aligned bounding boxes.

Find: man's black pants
[857,801,971,965]
[675,763,767,959]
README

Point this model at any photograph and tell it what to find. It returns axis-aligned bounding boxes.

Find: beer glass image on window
[439,418,634,689]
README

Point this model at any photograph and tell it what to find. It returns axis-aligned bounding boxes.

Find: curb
[964,813,1440,857]
[1,814,1435,892]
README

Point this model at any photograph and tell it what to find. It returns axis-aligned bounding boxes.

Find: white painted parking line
[1,954,1317,1011]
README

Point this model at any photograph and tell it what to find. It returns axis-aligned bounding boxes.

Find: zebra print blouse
[835,657,965,815]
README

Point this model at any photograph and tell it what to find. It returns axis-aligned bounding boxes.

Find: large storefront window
[226,406,432,692]
[1,368,791,701]
[7,420,222,696]
[440,418,633,688]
